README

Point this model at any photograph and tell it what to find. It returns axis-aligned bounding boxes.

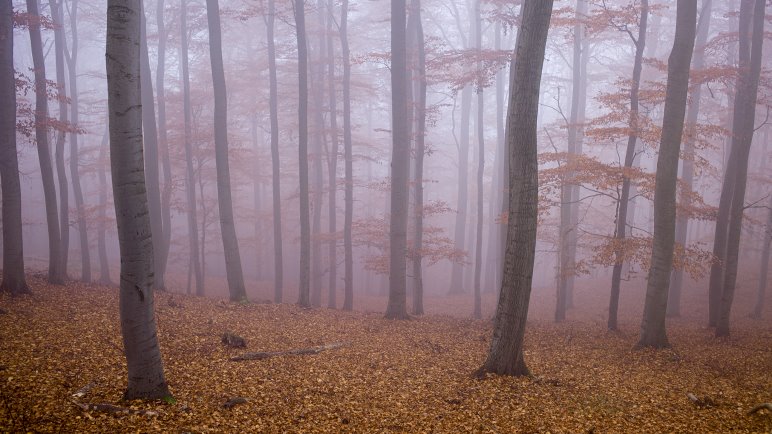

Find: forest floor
[0,273,770,433]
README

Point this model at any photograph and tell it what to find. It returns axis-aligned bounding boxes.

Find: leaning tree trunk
[608,0,648,331]
[0,0,30,296]
[139,5,165,290]
[296,0,312,308]
[50,0,69,280]
[65,0,90,283]
[266,0,283,303]
[637,0,697,349]
[472,0,483,319]
[97,125,112,285]
[384,0,410,319]
[715,0,764,338]
[26,0,64,284]
[476,0,553,377]
[205,0,247,301]
[341,0,353,311]
[326,0,338,309]
[410,0,426,316]
[106,0,170,400]
[180,0,203,296]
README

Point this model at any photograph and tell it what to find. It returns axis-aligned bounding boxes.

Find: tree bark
[205,0,247,301]
[752,191,771,319]
[385,0,410,319]
[266,0,283,303]
[637,0,697,349]
[50,0,69,281]
[326,0,339,309]
[449,85,472,295]
[97,125,112,285]
[472,0,483,320]
[476,0,553,377]
[26,0,64,284]
[0,0,30,296]
[341,0,353,311]
[180,0,203,296]
[106,0,170,399]
[608,0,648,331]
[409,0,426,316]
[715,0,764,338]
[156,0,172,288]
[296,0,312,308]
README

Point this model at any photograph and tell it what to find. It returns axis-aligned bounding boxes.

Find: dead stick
[231,341,350,361]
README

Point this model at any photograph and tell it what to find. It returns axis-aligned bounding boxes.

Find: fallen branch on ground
[230,342,350,361]
[70,400,159,417]
[71,382,96,399]
[748,403,772,415]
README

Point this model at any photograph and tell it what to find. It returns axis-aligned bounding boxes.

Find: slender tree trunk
[156,0,172,286]
[310,0,325,308]
[752,191,771,319]
[608,0,648,331]
[266,0,283,303]
[50,0,69,281]
[139,4,164,290]
[205,0,247,301]
[484,21,504,294]
[668,0,712,317]
[449,86,472,295]
[341,0,353,311]
[180,0,203,296]
[0,0,30,295]
[252,114,263,281]
[472,0,483,319]
[26,0,64,284]
[476,0,553,377]
[715,0,764,338]
[296,0,312,308]
[106,0,170,399]
[385,0,410,319]
[97,125,112,285]
[637,0,697,349]
[410,0,426,316]
[326,0,339,309]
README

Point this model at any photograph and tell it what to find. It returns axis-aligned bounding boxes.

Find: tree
[180,0,203,296]
[476,0,554,376]
[205,0,247,301]
[472,0,483,319]
[607,0,649,331]
[295,0,312,308]
[106,0,170,399]
[637,0,697,349]
[265,0,283,304]
[714,0,764,338]
[26,0,64,284]
[384,0,410,319]
[156,0,173,287]
[409,0,426,316]
[0,0,30,296]
[326,0,338,309]
[97,125,112,285]
[341,0,353,311]
[752,190,771,319]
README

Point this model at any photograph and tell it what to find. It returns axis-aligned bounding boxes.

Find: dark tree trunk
[472,0,483,320]
[326,0,338,309]
[97,126,112,285]
[752,192,771,319]
[449,85,472,295]
[50,0,69,281]
[296,0,312,308]
[266,0,283,303]
[106,0,170,399]
[341,0,353,311]
[384,0,410,319]
[409,0,426,316]
[0,0,30,296]
[205,0,247,301]
[476,0,553,377]
[637,0,697,349]
[139,5,164,290]
[715,0,764,338]
[668,0,712,318]
[180,0,203,296]
[156,0,172,287]
[608,0,648,331]
[26,0,64,284]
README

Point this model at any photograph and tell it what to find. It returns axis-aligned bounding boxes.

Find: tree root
[230,341,349,361]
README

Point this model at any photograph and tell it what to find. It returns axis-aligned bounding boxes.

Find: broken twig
[230,341,350,361]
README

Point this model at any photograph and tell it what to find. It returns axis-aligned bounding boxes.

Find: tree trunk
[608,0,648,331]
[205,0,247,301]
[0,0,30,296]
[637,0,697,349]
[341,0,353,311]
[310,0,325,308]
[668,0,712,318]
[97,125,112,285]
[752,192,771,319]
[409,0,426,316]
[266,0,283,303]
[472,0,483,320]
[156,0,172,287]
[180,0,203,296]
[50,0,69,281]
[715,0,764,338]
[139,4,164,290]
[106,0,170,399]
[449,85,472,295]
[296,0,312,308]
[26,0,64,284]
[384,0,410,319]
[476,0,553,377]
[326,0,338,309]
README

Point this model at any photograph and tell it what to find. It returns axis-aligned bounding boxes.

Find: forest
[0,0,771,432]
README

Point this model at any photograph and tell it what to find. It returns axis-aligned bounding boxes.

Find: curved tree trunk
[106,0,170,399]
[608,0,648,331]
[296,0,312,308]
[26,0,64,284]
[341,0,353,311]
[637,0,697,349]
[266,0,283,303]
[0,0,30,296]
[205,0,247,301]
